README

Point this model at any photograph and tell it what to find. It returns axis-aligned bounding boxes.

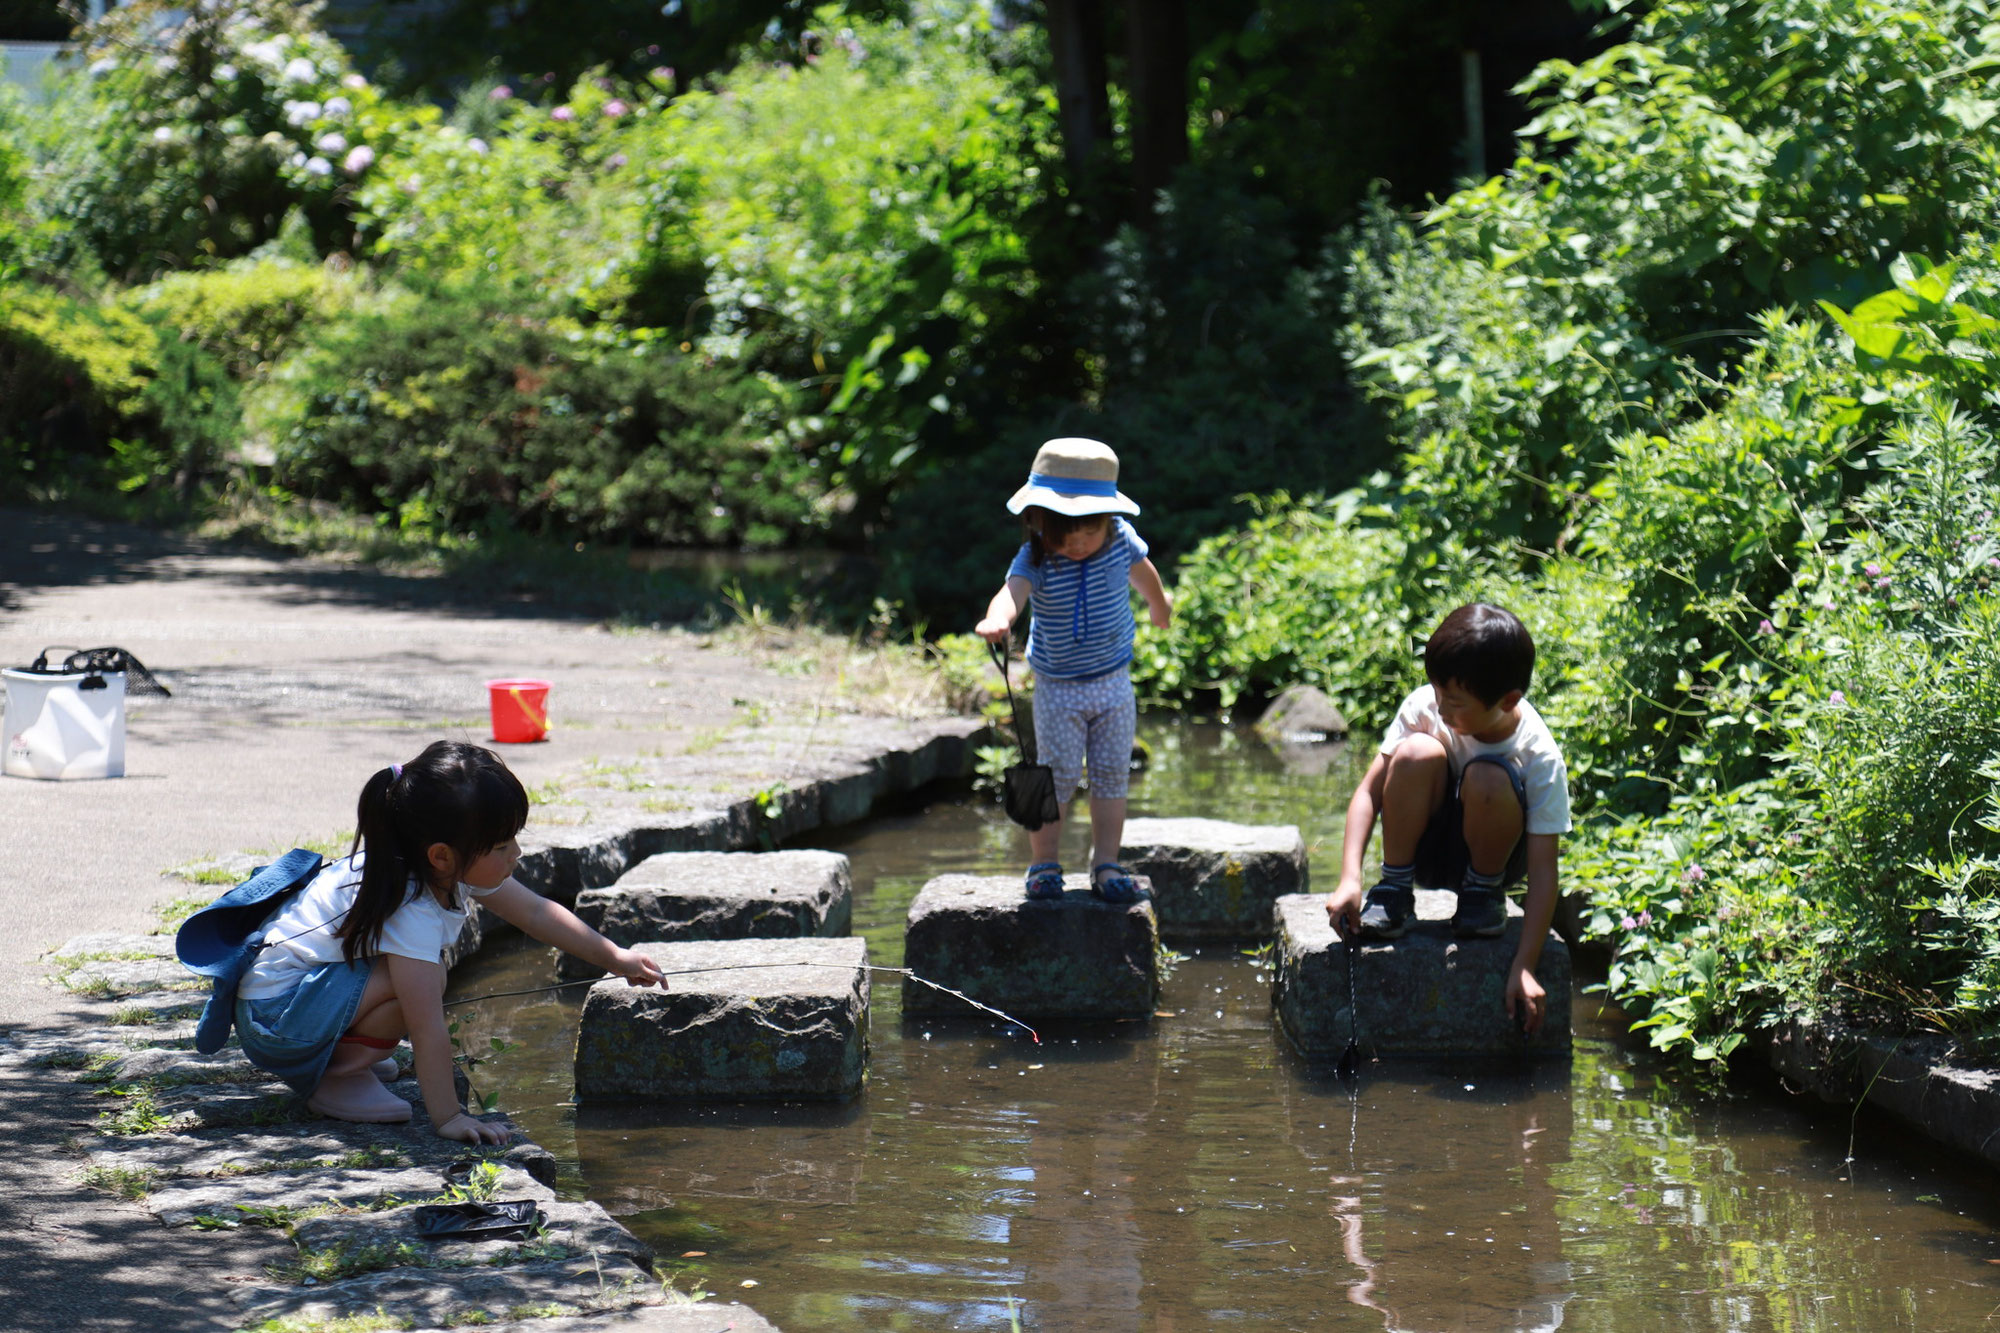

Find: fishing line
[445,961,1043,1045]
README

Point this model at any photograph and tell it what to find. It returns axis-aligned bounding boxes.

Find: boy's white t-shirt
[238,855,499,1000]
[1380,685,1574,836]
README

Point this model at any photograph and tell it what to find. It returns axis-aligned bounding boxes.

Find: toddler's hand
[611,948,664,988]
[1149,603,1172,630]
[437,1110,512,1145]
[975,617,1011,644]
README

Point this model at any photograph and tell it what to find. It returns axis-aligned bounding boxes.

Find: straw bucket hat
[1005,438,1141,516]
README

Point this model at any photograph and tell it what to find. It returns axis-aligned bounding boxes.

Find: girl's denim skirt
[234,957,375,1096]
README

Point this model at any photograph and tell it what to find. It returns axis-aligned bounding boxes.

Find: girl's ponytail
[342,764,422,962]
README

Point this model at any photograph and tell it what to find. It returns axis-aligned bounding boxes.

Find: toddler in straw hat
[975,439,1173,902]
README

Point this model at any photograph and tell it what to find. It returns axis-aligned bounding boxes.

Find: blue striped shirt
[1007,518,1149,680]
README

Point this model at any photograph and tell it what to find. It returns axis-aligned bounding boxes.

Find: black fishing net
[22,646,171,697]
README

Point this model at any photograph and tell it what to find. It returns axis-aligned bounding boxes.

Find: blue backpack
[175,849,327,1054]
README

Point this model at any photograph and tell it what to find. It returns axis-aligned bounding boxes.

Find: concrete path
[0,508,968,1330]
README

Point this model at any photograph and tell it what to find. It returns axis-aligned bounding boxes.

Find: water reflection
[443,717,2000,1331]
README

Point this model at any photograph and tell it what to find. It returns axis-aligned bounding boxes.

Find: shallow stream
[449,721,2000,1330]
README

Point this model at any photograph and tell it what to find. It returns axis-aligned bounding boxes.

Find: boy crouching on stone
[1324,603,1572,1034]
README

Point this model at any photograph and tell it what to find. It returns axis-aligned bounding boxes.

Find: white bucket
[3,667,127,780]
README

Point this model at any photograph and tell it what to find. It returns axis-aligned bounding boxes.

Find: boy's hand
[609,948,664,988]
[1148,602,1172,630]
[1325,879,1363,939]
[975,617,1012,643]
[1506,962,1547,1034]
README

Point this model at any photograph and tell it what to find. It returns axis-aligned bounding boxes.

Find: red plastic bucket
[486,678,551,743]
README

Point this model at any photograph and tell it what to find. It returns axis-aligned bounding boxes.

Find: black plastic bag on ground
[413,1200,543,1242]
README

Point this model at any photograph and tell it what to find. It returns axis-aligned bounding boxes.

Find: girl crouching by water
[235,740,663,1142]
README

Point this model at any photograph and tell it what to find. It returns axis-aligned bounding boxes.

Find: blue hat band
[1027,472,1119,497]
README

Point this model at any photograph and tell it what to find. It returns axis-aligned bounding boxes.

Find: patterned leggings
[1033,668,1136,802]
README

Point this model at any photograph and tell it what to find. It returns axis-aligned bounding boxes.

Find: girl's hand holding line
[610,947,665,988]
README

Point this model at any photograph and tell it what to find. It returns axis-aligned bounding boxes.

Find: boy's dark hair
[1022,505,1112,567]
[1424,603,1534,706]
[340,740,529,963]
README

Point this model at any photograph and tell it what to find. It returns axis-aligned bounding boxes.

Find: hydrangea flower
[241,39,284,69]
[551,105,574,121]
[152,126,175,143]
[490,84,513,101]
[215,63,238,81]
[606,152,628,168]
[343,145,374,174]
[303,156,332,177]
[602,99,628,117]
[88,57,116,77]
[282,99,320,126]
[283,56,317,84]
[342,73,368,90]
[468,137,489,155]
[323,95,351,118]
[316,132,348,153]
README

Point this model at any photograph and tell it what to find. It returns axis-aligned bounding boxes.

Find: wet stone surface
[232,1253,667,1325]
[146,1162,556,1226]
[1271,890,1572,1059]
[574,937,870,1101]
[901,874,1161,1020]
[1119,816,1308,941]
[560,850,854,980]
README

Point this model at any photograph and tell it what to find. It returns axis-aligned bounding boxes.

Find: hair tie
[389,763,403,780]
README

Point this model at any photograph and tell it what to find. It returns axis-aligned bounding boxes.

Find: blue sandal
[1091,862,1143,904]
[1024,862,1066,900]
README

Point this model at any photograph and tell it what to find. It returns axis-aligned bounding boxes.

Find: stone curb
[25,711,982,1332]
[1760,1014,2000,1170]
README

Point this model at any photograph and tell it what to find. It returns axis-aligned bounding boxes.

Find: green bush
[124,258,366,380]
[0,285,157,455]
[269,292,823,547]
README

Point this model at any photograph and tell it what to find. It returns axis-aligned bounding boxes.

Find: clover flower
[1874,576,1891,590]
[1620,915,1638,931]
[1637,909,1652,927]
[1681,865,1705,883]
[1757,618,1774,635]
[1863,562,1881,577]
[602,99,628,117]
[1829,690,1847,707]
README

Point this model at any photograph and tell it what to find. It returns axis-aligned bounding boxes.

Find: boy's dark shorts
[1412,753,1530,890]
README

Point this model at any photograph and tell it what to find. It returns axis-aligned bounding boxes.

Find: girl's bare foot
[308,1071,414,1123]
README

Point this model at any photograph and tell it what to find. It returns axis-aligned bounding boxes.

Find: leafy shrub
[38,0,425,279]
[0,285,157,455]
[124,259,366,380]
[270,292,822,547]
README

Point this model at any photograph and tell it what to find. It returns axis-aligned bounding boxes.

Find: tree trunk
[1043,0,1112,179]
[1125,0,1188,209]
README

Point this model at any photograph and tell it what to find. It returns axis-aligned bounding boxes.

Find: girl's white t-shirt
[237,855,499,1001]
[1380,685,1574,836]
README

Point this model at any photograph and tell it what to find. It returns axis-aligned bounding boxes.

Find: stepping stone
[147,1162,554,1226]
[901,875,1159,1021]
[409,1307,782,1333]
[574,937,869,1101]
[49,932,176,962]
[559,850,853,980]
[292,1198,652,1273]
[233,1254,663,1327]
[1271,891,1570,1059]
[1119,817,1308,941]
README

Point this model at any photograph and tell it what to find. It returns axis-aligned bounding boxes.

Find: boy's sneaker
[1356,884,1415,939]
[1451,887,1507,939]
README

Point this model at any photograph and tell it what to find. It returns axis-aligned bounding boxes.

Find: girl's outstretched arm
[977,575,1032,643]
[480,878,665,987]
[1130,558,1173,629]
[386,952,508,1144]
